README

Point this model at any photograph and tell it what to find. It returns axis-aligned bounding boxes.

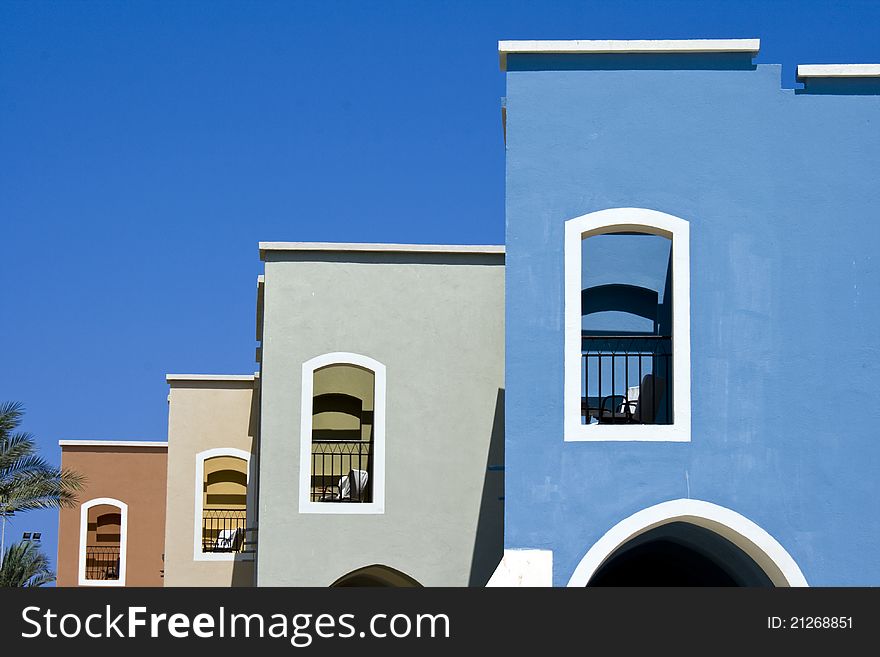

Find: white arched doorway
[567,499,807,587]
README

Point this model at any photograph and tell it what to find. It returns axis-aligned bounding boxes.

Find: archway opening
[331,565,422,587]
[588,522,773,587]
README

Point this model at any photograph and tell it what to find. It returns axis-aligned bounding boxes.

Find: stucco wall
[504,55,880,585]
[258,251,505,586]
[163,379,258,586]
[57,445,167,587]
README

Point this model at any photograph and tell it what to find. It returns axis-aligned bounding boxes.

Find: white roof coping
[797,64,880,79]
[259,242,505,256]
[166,374,256,383]
[498,39,761,70]
[59,440,168,448]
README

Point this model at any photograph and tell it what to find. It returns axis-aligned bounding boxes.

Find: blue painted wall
[504,54,880,585]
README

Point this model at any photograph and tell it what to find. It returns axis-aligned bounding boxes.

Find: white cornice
[59,440,168,448]
[797,64,880,79]
[259,242,504,256]
[498,38,760,70]
[166,374,256,383]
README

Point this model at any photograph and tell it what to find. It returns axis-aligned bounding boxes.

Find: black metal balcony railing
[202,509,248,553]
[582,335,672,425]
[85,546,120,580]
[310,439,373,503]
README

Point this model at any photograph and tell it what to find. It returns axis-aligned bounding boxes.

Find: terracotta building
[56,441,167,587]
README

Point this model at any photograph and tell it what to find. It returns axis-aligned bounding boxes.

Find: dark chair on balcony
[597,394,632,424]
[625,374,666,424]
[103,560,119,580]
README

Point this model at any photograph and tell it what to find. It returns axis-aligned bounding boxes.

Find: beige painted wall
[163,378,258,586]
[57,445,167,587]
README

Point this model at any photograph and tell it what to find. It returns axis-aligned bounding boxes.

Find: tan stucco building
[162,374,259,586]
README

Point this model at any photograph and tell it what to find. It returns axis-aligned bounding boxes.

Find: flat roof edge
[498,39,761,70]
[166,374,256,383]
[259,242,505,258]
[797,64,880,79]
[59,440,168,448]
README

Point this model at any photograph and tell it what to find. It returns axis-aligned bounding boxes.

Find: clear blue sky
[2,0,878,576]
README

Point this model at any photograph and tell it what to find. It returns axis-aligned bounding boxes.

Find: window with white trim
[193,448,252,561]
[78,497,127,586]
[299,353,386,514]
[564,208,690,442]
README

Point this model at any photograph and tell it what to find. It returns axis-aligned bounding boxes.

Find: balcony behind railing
[582,334,672,425]
[309,439,373,502]
[201,508,254,554]
[84,545,120,580]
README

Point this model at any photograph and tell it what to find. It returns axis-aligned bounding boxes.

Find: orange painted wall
[57,445,167,587]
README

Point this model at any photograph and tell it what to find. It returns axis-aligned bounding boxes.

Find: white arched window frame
[78,497,128,587]
[299,352,386,514]
[564,207,691,442]
[193,447,254,561]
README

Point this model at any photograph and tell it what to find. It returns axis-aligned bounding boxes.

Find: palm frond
[59,468,87,492]
[3,471,83,512]
[0,401,86,517]
[0,541,55,587]
[0,432,38,471]
[0,401,24,436]
[2,454,54,480]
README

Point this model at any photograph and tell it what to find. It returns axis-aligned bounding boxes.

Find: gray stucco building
[255,242,505,586]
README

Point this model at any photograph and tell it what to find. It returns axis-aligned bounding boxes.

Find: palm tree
[0,401,85,570]
[0,540,55,587]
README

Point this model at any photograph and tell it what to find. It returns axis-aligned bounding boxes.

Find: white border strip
[166,374,256,382]
[78,497,128,587]
[259,242,504,255]
[298,352,386,515]
[499,39,760,70]
[59,440,167,448]
[797,64,880,79]
[564,208,691,442]
[567,499,808,587]
[193,447,254,562]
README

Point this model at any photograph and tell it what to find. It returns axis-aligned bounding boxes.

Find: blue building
[492,39,880,586]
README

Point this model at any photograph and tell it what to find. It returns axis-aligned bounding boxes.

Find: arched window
[564,208,690,441]
[78,498,127,586]
[299,352,386,514]
[194,448,252,560]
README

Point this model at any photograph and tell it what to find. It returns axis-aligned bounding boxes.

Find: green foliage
[0,540,55,587]
[0,401,85,519]
[0,400,86,583]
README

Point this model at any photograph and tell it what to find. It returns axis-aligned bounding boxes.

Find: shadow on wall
[797,79,880,95]
[230,387,261,586]
[468,388,505,586]
[506,53,757,72]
